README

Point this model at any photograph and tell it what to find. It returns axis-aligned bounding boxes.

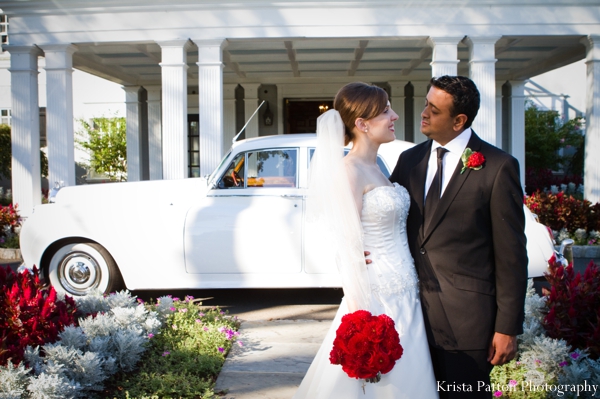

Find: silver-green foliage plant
[490,280,600,398]
[0,360,29,399]
[1,291,174,398]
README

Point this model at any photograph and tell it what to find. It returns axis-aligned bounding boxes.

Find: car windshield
[208,149,232,186]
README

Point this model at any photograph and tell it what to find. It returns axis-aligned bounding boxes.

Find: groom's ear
[453,114,468,132]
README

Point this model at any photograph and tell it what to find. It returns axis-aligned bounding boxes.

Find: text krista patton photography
[437,380,599,397]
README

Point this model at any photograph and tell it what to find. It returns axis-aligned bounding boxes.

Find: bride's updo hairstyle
[334,82,389,145]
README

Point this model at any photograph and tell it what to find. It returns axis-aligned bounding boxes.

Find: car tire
[47,242,124,296]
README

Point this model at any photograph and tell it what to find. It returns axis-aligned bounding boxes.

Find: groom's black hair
[430,75,480,129]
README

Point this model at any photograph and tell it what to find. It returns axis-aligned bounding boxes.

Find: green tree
[76,116,127,181]
[525,102,584,175]
[0,124,48,181]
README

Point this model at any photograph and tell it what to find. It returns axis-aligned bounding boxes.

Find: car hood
[51,177,210,209]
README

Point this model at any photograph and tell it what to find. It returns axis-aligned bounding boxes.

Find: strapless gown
[294,183,439,398]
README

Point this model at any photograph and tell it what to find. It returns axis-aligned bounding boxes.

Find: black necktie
[424,147,448,232]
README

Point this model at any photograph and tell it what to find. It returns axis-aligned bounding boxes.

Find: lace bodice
[361,182,419,300]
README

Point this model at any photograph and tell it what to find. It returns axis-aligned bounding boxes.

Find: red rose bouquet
[329,310,403,382]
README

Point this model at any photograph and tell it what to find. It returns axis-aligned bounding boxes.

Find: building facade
[2,0,600,216]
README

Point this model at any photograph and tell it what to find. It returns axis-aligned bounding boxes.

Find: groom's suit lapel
[422,132,483,243]
[408,141,431,238]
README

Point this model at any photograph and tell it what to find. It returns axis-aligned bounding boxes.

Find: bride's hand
[364,251,372,264]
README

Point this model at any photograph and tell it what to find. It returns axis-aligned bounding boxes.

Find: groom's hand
[487,332,518,365]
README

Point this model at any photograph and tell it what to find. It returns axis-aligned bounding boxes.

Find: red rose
[467,152,485,168]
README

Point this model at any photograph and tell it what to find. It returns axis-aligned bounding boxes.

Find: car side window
[247,149,298,188]
[308,148,390,178]
[217,149,298,189]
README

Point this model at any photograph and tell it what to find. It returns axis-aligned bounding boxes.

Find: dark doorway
[188,114,200,177]
[284,99,334,134]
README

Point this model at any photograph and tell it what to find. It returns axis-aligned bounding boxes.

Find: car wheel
[48,242,124,296]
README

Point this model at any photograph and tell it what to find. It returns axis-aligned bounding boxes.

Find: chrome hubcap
[58,251,102,295]
[68,261,90,284]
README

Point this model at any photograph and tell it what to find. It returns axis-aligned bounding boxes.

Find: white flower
[574,228,587,241]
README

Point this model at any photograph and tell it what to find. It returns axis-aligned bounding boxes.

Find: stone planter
[0,247,22,260]
[554,245,600,259]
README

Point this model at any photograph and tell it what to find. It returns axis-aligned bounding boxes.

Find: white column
[389,81,406,141]
[509,81,526,189]
[41,44,77,188]
[146,85,162,180]
[223,83,237,153]
[583,35,600,204]
[277,86,284,135]
[196,39,226,176]
[159,40,192,180]
[241,83,261,139]
[123,86,144,182]
[7,46,42,218]
[465,37,500,146]
[427,37,462,78]
[413,81,429,144]
[496,81,504,150]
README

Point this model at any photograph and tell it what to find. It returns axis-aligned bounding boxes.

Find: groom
[389,76,528,398]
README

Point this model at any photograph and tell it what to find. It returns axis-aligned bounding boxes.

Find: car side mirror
[556,239,574,267]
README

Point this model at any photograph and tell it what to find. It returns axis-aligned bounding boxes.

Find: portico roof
[62,36,586,86]
[1,0,596,85]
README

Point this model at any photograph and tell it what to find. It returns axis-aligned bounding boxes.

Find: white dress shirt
[424,128,472,202]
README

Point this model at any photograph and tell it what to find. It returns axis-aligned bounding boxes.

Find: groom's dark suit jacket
[390,132,528,351]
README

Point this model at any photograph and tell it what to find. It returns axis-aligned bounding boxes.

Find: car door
[184,147,303,274]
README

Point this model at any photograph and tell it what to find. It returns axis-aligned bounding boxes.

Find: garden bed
[0,265,241,398]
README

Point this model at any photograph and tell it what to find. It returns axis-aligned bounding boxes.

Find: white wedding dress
[294,183,439,399]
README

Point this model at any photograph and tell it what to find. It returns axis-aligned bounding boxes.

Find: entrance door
[284,99,334,134]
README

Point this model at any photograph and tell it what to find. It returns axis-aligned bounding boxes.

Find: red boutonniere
[460,148,485,174]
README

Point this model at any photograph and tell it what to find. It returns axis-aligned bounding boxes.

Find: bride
[294,82,439,398]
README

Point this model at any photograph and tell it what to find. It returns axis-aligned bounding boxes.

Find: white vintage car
[20,134,554,296]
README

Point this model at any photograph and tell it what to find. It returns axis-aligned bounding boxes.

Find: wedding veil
[306,110,371,312]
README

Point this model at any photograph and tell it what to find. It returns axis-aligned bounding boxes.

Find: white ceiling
[71,36,587,87]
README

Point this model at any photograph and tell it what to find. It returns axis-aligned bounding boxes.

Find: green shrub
[105,296,241,399]
[0,124,48,181]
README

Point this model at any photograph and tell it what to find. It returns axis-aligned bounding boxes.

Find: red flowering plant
[460,148,485,174]
[0,265,77,366]
[525,191,600,234]
[542,255,600,359]
[330,310,403,385]
[0,203,21,248]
